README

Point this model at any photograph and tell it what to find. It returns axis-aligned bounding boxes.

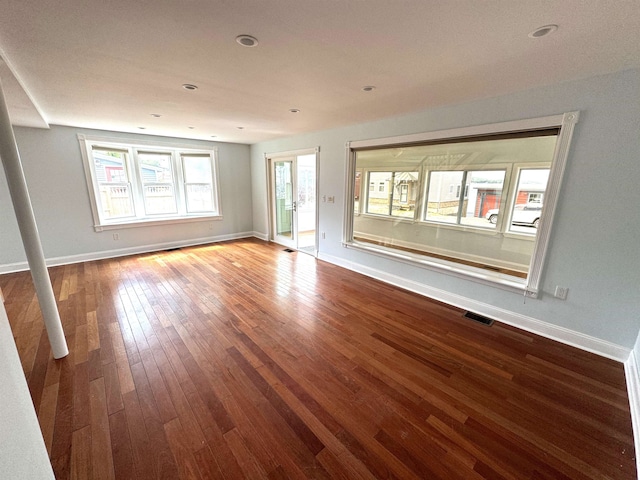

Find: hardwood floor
[0,238,635,479]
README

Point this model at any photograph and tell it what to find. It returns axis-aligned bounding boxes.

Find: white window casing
[343,112,580,296]
[78,134,222,231]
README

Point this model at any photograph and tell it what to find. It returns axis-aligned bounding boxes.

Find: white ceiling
[0,0,638,144]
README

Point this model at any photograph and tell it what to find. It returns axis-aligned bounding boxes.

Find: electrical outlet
[112,233,119,240]
[328,196,335,203]
[554,286,569,300]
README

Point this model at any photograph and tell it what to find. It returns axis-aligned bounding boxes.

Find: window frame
[422,166,511,230]
[343,112,580,296]
[135,149,179,216]
[181,153,218,214]
[503,165,551,236]
[360,168,421,220]
[79,134,222,232]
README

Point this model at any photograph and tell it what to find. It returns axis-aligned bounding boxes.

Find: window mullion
[388,172,395,216]
[130,149,146,218]
[174,152,186,216]
[456,171,468,224]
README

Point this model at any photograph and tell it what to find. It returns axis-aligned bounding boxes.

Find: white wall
[0,125,253,269]
[0,292,54,479]
[250,68,640,350]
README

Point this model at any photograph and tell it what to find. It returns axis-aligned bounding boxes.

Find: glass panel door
[269,152,318,254]
[273,159,295,247]
[296,154,316,254]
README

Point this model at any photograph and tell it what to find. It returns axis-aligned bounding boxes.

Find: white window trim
[343,111,580,297]
[420,164,512,230]
[78,134,222,232]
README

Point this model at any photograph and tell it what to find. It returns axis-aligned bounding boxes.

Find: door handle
[293,201,297,212]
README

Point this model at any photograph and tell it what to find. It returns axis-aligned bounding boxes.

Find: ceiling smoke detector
[528,24,558,38]
[182,84,198,91]
[362,85,376,92]
[289,108,300,113]
[236,35,259,47]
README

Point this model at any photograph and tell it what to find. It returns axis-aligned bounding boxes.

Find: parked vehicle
[485,203,542,228]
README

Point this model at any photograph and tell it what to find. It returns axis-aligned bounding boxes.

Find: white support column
[0,78,68,359]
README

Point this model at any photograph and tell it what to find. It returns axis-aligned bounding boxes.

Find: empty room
[0,1,639,479]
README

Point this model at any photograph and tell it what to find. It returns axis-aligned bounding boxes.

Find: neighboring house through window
[78,135,221,231]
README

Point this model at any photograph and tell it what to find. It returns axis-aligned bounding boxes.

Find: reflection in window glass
[461,170,505,228]
[183,155,214,212]
[366,171,418,218]
[426,170,505,228]
[138,152,177,215]
[426,171,464,224]
[353,132,558,278]
[354,171,362,214]
[509,169,549,234]
[92,149,135,219]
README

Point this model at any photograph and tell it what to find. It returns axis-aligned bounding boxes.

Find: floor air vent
[283,248,295,253]
[463,311,494,326]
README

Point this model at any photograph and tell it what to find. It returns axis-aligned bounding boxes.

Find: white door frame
[265,147,319,255]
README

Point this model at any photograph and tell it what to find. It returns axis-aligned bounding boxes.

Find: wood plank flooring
[0,238,635,479]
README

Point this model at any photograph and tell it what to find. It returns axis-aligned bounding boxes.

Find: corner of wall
[624,330,640,479]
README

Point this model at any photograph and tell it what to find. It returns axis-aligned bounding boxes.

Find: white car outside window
[485,203,542,228]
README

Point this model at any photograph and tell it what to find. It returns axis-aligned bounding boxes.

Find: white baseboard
[252,231,269,241]
[318,252,630,362]
[624,352,640,479]
[0,231,256,274]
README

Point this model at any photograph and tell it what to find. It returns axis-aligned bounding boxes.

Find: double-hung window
[182,154,216,213]
[345,112,579,294]
[79,135,221,231]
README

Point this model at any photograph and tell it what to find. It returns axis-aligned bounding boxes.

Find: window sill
[357,213,505,236]
[344,240,536,296]
[94,214,223,232]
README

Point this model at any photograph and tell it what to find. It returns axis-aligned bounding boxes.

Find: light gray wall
[0,296,54,479]
[0,125,252,266]
[250,68,640,348]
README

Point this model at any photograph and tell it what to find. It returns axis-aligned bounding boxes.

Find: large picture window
[344,113,579,294]
[79,135,221,230]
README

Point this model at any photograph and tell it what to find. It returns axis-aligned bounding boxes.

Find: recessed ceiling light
[289,108,300,113]
[138,127,146,130]
[528,24,558,38]
[150,113,162,118]
[182,83,198,91]
[236,35,259,47]
[210,135,217,138]
[237,126,244,130]
[362,85,376,92]
[188,126,195,129]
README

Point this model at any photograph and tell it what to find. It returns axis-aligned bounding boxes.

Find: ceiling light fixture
[362,85,376,92]
[182,83,198,91]
[210,135,217,138]
[138,127,146,130]
[528,24,558,38]
[289,108,300,113]
[150,113,162,118]
[237,126,244,130]
[236,35,259,47]
[188,126,195,129]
